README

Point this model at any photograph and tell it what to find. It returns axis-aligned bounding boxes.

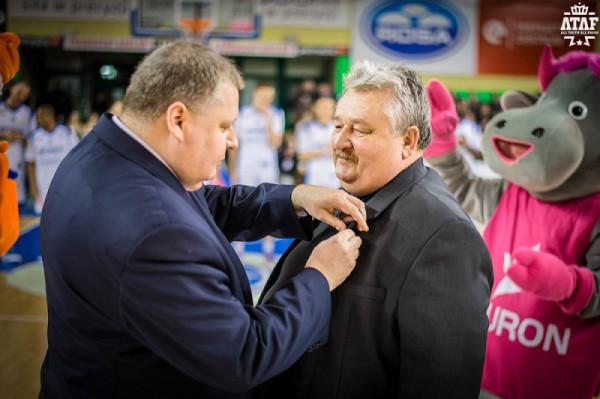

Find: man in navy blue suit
[39,41,366,398]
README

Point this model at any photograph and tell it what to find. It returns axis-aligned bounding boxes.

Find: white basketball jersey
[234,105,284,185]
[0,102,35,202]
[296,120,338,188]
[25,124,78,205]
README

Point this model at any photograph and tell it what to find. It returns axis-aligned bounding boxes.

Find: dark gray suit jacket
[259,159,493,398]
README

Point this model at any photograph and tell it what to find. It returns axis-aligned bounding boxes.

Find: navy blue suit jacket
[39,114,331,398]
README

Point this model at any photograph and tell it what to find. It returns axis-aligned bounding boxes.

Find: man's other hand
[291,184,369,232]
[305,229,362,291]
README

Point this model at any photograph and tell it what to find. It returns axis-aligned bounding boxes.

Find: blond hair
[123,41,244,120]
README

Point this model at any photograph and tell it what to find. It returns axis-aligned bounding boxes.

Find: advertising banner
[351,0,477,75]
[478,0,597,75]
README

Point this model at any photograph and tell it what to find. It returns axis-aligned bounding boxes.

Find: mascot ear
[500,90,539,111]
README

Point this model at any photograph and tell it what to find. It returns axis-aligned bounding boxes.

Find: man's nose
[332,127,351,149]
[227,128,239,150]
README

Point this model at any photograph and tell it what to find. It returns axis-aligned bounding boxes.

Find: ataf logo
[561,2,599,47]
[360,0,468,60]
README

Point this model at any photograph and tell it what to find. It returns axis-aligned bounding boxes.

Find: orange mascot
[0,32,21,255]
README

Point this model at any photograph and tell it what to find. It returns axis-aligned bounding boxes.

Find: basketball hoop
[179,18,214,43]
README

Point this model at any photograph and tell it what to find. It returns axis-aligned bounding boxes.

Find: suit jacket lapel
[188,190,253,304]
[94,113,253,304]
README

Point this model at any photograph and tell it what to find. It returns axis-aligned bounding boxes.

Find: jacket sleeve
[581,218,600,318]
[396,219,493,399]
[120,223,330,393]
[428,150,506,225]
[201,183,312,241]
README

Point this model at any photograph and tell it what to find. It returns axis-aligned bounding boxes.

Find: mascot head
[0,32,20,93]
[481,46,600,202]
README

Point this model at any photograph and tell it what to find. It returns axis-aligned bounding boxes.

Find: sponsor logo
[489,243,571,355]
[488,304,571,355]
[482,19,508,45]
[561,2,598,47]
[491,243,540,300]
[360,0,468,60]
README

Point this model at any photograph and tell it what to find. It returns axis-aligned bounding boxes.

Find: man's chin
[335,166,357,182]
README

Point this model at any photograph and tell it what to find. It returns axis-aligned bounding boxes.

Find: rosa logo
[360,0,468,60]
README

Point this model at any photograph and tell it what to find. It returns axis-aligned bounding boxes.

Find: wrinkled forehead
[335,88,389,122]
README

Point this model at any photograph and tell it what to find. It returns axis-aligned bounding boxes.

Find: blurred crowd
[0,80,122,213]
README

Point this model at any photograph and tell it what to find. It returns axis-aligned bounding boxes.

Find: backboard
[130,0,261,41]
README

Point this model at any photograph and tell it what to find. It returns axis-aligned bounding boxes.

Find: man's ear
[402,126,420,158]
[166,102,187,143]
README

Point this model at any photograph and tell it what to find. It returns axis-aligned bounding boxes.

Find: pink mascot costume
[426,46,600,398]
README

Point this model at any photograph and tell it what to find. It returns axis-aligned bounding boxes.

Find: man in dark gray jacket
[259,61,493,398]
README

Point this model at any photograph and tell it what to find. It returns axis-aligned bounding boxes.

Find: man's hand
[306,229,362,291]
[291,184,369,232]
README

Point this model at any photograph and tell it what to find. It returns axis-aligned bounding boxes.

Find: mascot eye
[568,101,587,120]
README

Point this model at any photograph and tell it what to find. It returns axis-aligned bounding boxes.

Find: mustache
[334,150,358,163]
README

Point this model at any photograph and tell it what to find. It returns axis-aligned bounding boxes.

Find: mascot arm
[508,240,599,317]
[0,141,19,255]
[0,33,21,255]
[579,219,600,318]
[428,150,506,225]
[0,32,20,92]
[425,80,506,225]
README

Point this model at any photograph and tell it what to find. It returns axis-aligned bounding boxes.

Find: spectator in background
[92,90,111,116]
[491,94,502,115]
[0,81,35,204]
[82,111,99,137]
[468,93,481,121]
[229,82,284,259]
[26,104,78,214]
[289,79,316,123]
[456,109,498,178]
[316,81,334,99]
[279,133,300,185]
[479,103,492,130]
[296,97,338,188]
[45,79,73,124]
[229,82,284,186]
[68,110,84,139]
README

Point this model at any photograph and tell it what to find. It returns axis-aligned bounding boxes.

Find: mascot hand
[423,79,459,159]
[0,141,19,256]
[508,247,595,315]
[0,32,20,91]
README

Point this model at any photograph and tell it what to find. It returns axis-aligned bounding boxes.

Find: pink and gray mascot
[425,46,600,398]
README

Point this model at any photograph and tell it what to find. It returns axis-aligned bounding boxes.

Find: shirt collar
[315,158,428,237]
[111,114,177,177]
[362,158,428,220]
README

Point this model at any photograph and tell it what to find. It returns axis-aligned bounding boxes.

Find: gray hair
[342,60,431,149]
[123,41,244,120]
